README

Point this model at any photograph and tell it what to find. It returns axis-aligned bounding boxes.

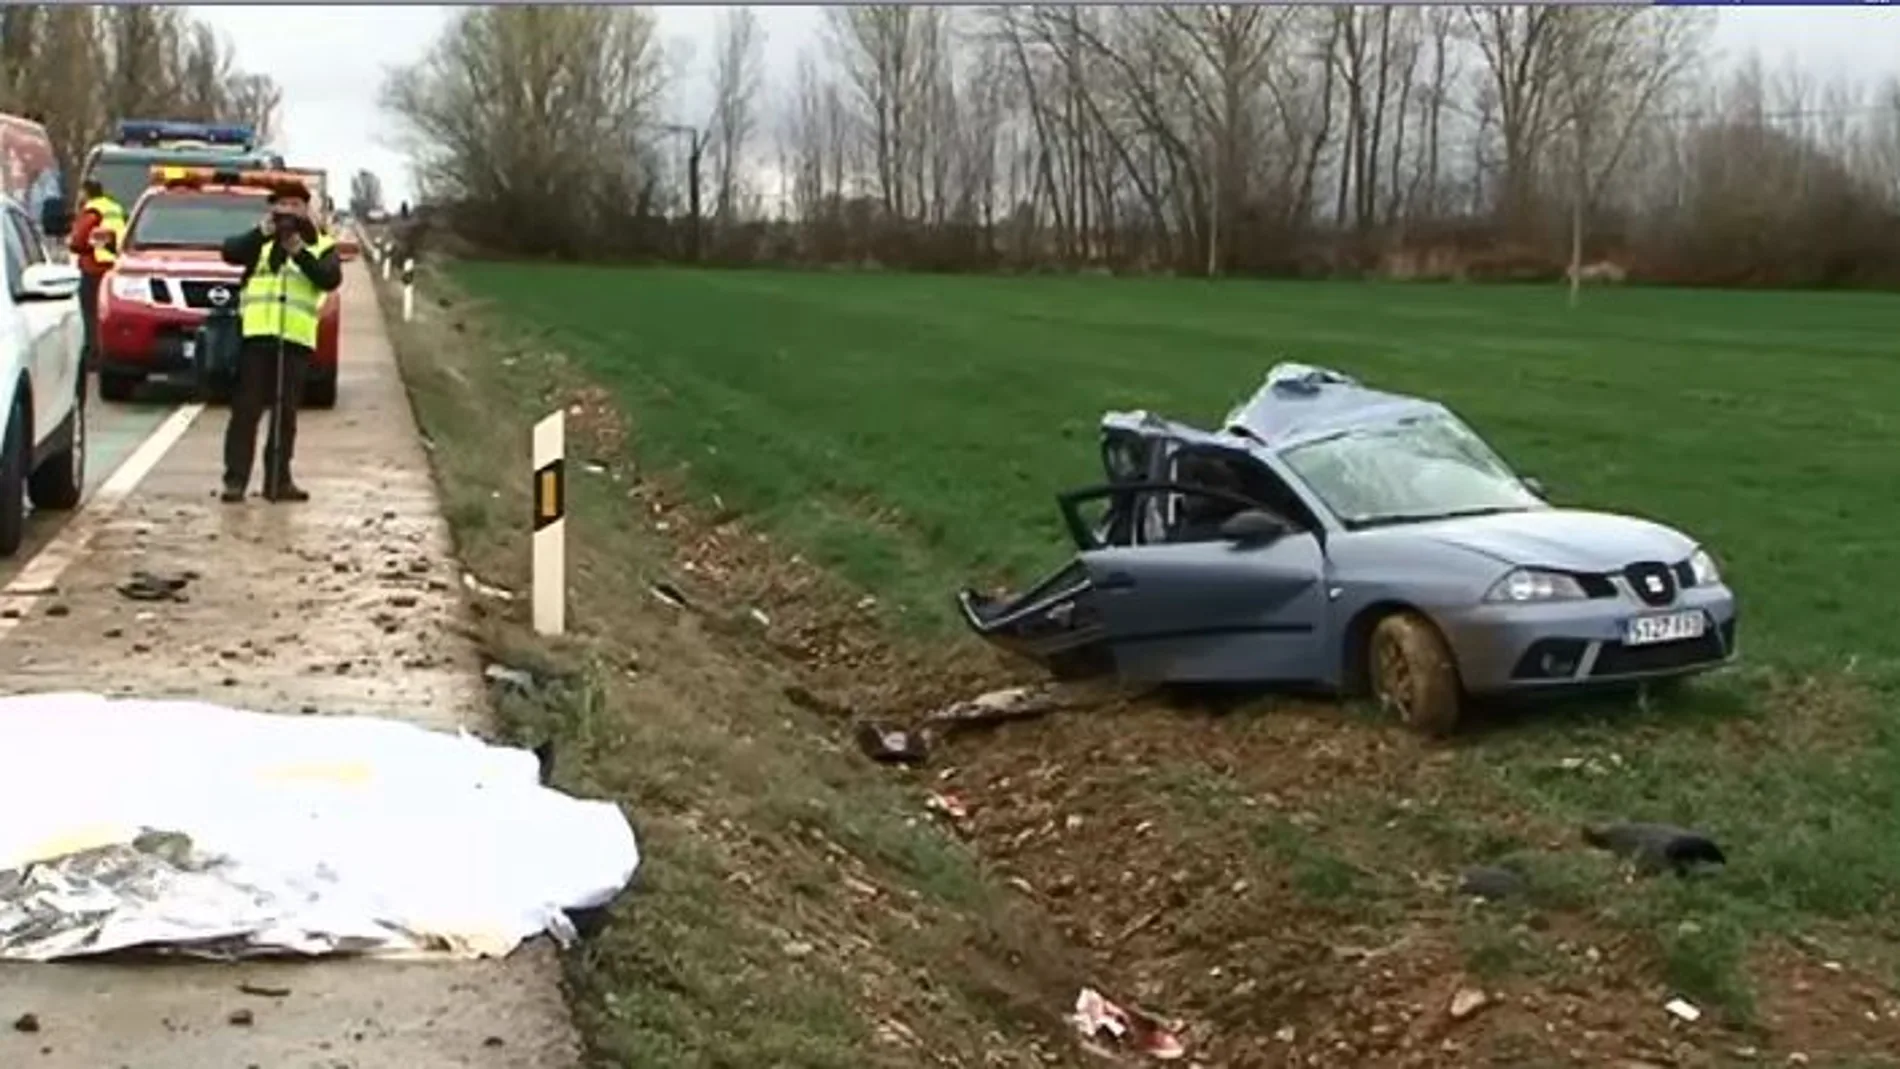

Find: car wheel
[1369,612,1464,737]
[99,371,138,403]
[27,379,83,511]
[304,375,337,409]
[0,398,26,557]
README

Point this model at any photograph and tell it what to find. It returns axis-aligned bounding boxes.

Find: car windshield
[1278,412,1542,527]
[126,191,260,249]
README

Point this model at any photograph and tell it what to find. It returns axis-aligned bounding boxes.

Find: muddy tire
[28,377,84,511]
[1369,612,1464,737]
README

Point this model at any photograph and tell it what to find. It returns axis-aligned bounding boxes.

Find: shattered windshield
[1278,412,1542,527]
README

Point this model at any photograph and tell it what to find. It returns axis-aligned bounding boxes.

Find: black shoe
[264,481,309,503]
[220,482,246,503]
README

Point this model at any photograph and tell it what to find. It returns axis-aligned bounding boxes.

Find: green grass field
[450,263,1900,1014]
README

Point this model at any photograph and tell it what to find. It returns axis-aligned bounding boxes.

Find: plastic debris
[854,721,928,765]
[1664,997,1701,1023]
[1581,822,1726,877]
[1068,987,1187,1060]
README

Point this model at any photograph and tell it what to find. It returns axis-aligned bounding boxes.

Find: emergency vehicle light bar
[149,165,312,191]
[118,119,256,149]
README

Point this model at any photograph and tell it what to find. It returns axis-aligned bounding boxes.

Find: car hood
[1406,508,1696,572]
[115,249,240,277]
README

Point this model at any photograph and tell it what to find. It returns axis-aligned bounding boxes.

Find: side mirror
[1522,476,1548,500]
[40,199,71,239]
[1218,509,1288,545]
[17,262,81,301]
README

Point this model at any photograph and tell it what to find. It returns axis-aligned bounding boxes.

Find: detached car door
[1079,487,1329,685]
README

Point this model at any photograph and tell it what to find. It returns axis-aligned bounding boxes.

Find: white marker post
[531,410,566,636]
[381,246,391,280]
[400,258,415,322]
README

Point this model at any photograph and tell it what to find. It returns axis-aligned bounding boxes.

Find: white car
[0,193,86,556]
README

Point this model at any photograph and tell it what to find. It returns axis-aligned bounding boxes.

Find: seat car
[94,165,341,407]
[960,364,1739,735]
[0,194,87,556]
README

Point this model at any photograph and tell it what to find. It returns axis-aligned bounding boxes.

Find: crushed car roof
[1221,363,1446,447]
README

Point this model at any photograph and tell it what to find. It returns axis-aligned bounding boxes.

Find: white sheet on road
[0,692,639,962]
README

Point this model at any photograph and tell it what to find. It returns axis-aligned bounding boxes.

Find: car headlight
[1484,568,1587,603]
[1688,549,1721,586]
[107,274,153,302]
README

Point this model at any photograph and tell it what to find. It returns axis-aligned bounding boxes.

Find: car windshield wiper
[1348,505,1532,529]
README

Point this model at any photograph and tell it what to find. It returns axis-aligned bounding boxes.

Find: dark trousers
[222,337,310,490]
[78,273,101,370]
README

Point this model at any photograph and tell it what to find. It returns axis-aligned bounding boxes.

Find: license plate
[180,338,197,363]
[1623,610,1706,647]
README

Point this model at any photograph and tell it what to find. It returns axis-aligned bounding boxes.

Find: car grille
[1623,561,1677,607]
[178,279,240,310]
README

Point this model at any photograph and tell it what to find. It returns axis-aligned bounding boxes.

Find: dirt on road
[0,262,581,1068]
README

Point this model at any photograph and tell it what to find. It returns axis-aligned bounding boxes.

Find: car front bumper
[1436,584,1738,694]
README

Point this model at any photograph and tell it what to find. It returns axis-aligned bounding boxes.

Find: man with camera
[217,180,342,503]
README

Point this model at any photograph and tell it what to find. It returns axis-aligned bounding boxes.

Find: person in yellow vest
[67,180,125,372]
[216,180,342,503]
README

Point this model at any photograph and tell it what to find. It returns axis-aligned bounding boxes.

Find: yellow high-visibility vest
[238,234,335,350]
[84,195,126,264]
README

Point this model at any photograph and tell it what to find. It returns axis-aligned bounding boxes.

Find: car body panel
[960,363,1739,699]
[0,193,83,477]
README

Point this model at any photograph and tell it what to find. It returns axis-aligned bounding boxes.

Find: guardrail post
[400,258,415,322]
[531,410,567,636]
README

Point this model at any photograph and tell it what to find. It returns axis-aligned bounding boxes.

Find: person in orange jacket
[67,179,126,372]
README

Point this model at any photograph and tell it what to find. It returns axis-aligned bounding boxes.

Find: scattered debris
[1457,865,1527,901]
[237,982,290,998]
[11,1012,38,1033]
[921,684,1083,734]
[649,581,690,609]
[1664,997,1702,1023]
[227,1008,254,1027]
[45,604,69,618]
[115,570,192,603]
[460,571,515,602]
[1448,987,1491,1021]
[482,663,537,697]
[1068,987,1186,1061]
[854,721,929,765]
[924,791,970,823]
[1581,822,1726,876]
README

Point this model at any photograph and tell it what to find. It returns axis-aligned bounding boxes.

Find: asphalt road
[0,264,581,1067]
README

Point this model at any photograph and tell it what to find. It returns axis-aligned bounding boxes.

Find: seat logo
[207,286,231,307]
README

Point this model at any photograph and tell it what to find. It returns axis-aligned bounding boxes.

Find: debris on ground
[115,570,194,603]
[854,720,929,765]
[1068,987,1186,1061]
[237,982,290,998]
[1448,987,1491,1022]
[482,662,537,698]
[924,791,970,824]
[0,693,638,961]
[649,581,690,609]
[1456,865,1527,901]
[1664,997,1702,1023]
[1581,822,1726,876]
[11,1012,38,1033]
[460,570,515,601]
[921,683,1091,734]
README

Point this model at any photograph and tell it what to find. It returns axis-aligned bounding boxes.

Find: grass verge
[374,266,1080,1068]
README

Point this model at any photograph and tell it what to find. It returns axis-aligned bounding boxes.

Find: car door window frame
[0,208,27,301]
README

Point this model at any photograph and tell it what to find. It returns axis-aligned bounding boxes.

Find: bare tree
[708,6,764,222]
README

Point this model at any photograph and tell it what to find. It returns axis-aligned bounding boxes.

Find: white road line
[0,403,205,642]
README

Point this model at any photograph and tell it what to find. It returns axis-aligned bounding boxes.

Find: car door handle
[1097,571,1137,591]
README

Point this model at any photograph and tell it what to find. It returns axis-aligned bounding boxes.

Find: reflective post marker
[532,410,566,636]
[381,248,391,280]
[400,258,415,322]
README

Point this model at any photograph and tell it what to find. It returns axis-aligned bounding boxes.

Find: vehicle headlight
[107,274,153,302]
[1688,549,1721,586]
[1484,568,1586,603]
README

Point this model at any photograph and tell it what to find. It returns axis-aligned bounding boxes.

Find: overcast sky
[190,5,1900,208]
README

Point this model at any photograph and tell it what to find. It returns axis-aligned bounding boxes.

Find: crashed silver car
[959,364,1738,735]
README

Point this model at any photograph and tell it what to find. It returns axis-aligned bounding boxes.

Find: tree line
[0,6,283,200]
[385,5,1900,289]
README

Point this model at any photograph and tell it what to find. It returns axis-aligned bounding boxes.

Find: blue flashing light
[115,119,256,149]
